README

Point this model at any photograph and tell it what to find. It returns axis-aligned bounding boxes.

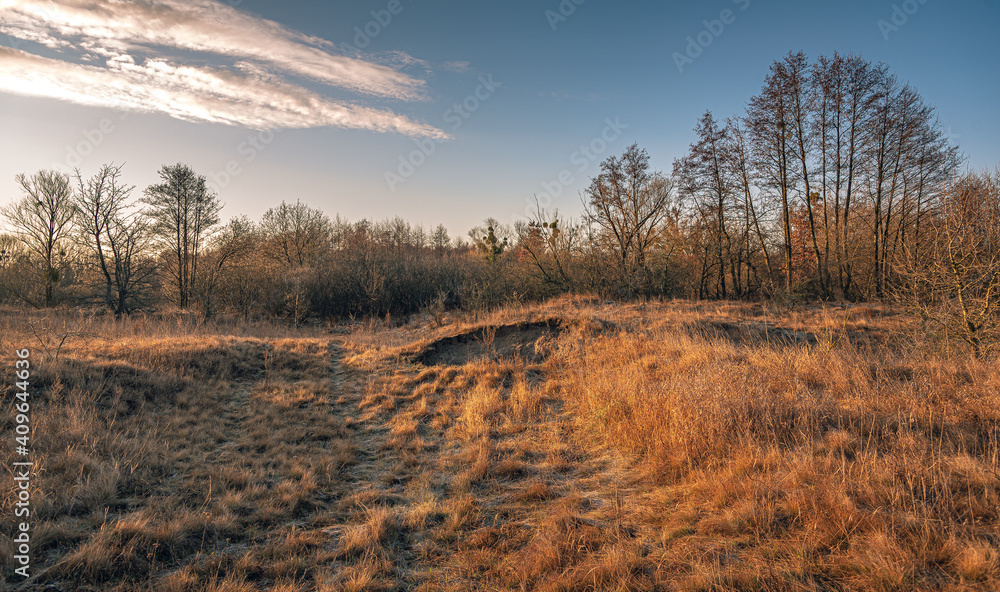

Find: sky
[1,0,998,237]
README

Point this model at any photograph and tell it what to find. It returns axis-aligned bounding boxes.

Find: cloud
[0,46,450,138]
[443,61,472,74]
[372,50,432,72]
[0,0,448,136]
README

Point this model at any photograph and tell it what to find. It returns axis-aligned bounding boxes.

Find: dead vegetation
[2,297,999,590]
[0,310,351,591]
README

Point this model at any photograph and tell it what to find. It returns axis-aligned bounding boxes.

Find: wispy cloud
[0,47,449,137]
[443,60,472,74]
[0,0,448,137]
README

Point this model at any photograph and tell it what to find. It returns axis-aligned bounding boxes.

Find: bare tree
[516,200,581,291]
[75,163,153,316]
[2,170,76,306]
[585,143,676,296]
[834,57,884,299]
[727,116,776,295]
[782,51,828,296]
[198,215,259,318]
[260,200,331,268]
[733,53,959,302]
[865,72,905,297]
[674,111,734,298]
[906,119,961,262]
[143,164,222,309]
[431,224,450,254]
[747,65,798,293]
[897,171,1000,357]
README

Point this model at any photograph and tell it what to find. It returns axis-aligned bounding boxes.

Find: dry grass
[339,295,1000,591]
[3,297,999,590]
[548,302,1000,590]
[0,309,351,591]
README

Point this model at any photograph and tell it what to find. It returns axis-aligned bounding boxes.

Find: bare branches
[516,198,581,291]
[584,143,676,296]
[143,164,222,309]
[674,111,735,298]
[1,170,76,306]
[75,163,153,316]
[259,200,332,268]
[895,170,1000,357]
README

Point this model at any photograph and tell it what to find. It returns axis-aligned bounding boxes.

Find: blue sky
[1,0,997,237]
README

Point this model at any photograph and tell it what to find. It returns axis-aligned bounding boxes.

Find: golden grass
[2,297,998,590]
[0,309,353,591]
[543,299,1000,591]
[337,296,1000,590]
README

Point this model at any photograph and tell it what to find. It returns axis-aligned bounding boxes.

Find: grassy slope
[1,298,998,591]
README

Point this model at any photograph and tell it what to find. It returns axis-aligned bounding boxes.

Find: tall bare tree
[748,64,798,293]
[833,57,884,298]
[731,53,959,301]
[782,51,828,296]
[674,111,734,298]
[2,170,76,306]
[727,116,775,295]
[143,164,221,309]
[75,163,153,316]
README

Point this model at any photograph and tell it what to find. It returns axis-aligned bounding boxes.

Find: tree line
[1,52,997,352]
[673,51,963,301]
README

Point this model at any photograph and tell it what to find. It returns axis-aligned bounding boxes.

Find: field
[1,297,999,591]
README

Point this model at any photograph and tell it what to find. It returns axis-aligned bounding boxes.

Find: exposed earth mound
[688,319,819,346]
[414,319,564,365]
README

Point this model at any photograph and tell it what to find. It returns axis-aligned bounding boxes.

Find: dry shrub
[43,508,236,583]
[511,480,557,503]
[337,506,398,558]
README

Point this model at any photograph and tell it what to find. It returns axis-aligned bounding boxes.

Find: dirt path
[318,340,447,589]
[324,340,660,591]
